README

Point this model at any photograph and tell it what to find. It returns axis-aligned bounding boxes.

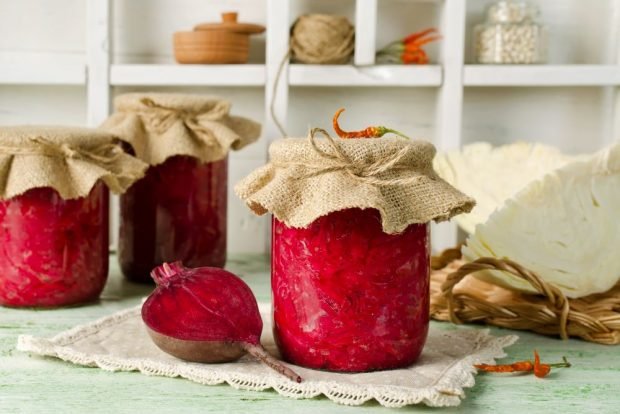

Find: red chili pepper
[534,350,552,378]
[332,108,409,139]
[475,351,571,378]
[403,28,439,45]
[404,32,442,49]
[474,360,533,373]
[402,50,429,65]
[377,28,441,65]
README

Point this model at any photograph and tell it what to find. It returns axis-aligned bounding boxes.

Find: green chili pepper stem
[380,40,402,50]
[377,44,405,54]
[379,127,410,140]
[547,357,571,368]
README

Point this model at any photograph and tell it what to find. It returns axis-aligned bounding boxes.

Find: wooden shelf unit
[110,64,266,86]
[1,0,619,251]
[464,65,620,87]
[0,63,86,85]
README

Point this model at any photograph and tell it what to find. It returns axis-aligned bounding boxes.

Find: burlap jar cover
[0,126,147,200]
[235,129,475,232]
[101,93,261,166]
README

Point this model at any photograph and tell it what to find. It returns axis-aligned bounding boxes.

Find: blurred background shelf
[288,64,442,87]
[0,63,86,85]
[5,63,617,89]
[464,65,620,87]
[1,0,619,253]
[110,64,266,86]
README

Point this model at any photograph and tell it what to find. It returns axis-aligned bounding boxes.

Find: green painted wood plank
[1,254,618,414]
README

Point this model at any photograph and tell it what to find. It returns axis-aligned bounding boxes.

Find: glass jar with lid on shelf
[475,0,547,64]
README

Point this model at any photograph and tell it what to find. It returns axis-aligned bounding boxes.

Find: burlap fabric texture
[235,128,475,234]
[102,93,261,166]
[0,126,147,200]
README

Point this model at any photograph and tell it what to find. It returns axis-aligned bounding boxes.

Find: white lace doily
[17,304,517,408]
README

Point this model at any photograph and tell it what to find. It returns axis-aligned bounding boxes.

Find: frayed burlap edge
[236,130,475,234]
[0,125,147,200]
[101,93,261,166]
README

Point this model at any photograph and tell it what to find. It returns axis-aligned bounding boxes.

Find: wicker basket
[430,247,620,345]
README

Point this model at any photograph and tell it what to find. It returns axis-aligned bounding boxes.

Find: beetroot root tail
[242,343,303,383]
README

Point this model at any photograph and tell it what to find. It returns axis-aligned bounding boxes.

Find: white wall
[0,0,618,254]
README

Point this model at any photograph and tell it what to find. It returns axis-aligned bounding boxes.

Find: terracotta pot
[173,12,265,64]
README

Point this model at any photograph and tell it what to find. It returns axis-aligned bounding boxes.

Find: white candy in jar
[476,24,544,64]
[474,1,547,64]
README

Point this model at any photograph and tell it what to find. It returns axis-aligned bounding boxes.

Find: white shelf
[2,0,618,253]
[288,65,442,87]
[354,0,377,65]
[464,65,620,86]
[0,63,86,85]
[110,64,266,86]
[6,62,618,88]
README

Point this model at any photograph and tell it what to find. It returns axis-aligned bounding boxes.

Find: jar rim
[486,0,540,23]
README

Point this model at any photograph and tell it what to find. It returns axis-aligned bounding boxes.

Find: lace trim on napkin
[17,305,517,408]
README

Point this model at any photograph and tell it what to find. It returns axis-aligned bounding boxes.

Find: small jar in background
[475,1,547,64]
[118,155,228,281]
[103,93,261,283]
[0,126,146,307]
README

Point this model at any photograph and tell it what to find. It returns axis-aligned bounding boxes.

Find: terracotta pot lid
[194,12,265,34]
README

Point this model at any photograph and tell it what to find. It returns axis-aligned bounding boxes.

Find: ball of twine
[290,14,355,64]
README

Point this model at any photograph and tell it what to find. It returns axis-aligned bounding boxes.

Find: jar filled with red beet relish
[0,126,146,307]
[237,128,474,372]
[103,93,260,283]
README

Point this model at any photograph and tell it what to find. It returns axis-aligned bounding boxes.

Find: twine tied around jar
[236,128,474,234]
[272,128,429,187]
[0,125,148,200]
[103,93,261,166]
[0,136,125,166]
[270,14,355,137]
[137,98,226,148]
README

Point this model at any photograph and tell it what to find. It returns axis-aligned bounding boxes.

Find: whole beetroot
[142,262,301,382]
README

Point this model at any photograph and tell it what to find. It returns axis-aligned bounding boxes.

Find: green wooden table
[1,255,617,413]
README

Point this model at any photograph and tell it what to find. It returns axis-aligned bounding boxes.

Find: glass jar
[272,208,430,372]
[119,155,228,283]
[475,1,547,64]
[0,182,109,307]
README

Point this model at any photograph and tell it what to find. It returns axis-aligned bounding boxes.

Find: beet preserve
[236,131,474,373]
[0,182,109,307]
[119,155,228,283]
[104,93,260,283]
[272,208,430,372]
